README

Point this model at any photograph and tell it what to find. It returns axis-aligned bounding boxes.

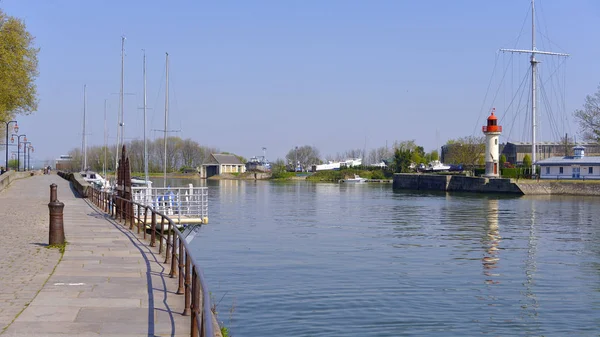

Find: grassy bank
[306,169,389,182]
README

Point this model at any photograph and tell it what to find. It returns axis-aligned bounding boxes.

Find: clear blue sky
[3,0,600,166]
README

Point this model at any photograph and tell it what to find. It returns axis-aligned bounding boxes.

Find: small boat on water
[80,170,110,189]
[341,174,367,183]
[131,176,151,187]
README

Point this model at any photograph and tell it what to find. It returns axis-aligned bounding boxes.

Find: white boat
[425,160,451,172]
[131,176,151,187]
[341,174,367,183]
[80,170,109,189]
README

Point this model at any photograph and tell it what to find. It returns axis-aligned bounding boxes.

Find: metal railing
[131,184,208,221]
[89,186,216,337]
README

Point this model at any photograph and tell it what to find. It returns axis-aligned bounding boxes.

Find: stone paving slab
[1,174,192,336]
[0,174,63,332]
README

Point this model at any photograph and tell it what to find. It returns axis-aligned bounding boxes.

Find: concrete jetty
[0,173,192,336]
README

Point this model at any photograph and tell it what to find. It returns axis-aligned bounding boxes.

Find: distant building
[501,141,600,165]
[441,141,600,166]
[537,146,600,179]
[55,155,75,171]
[200,154,246,178]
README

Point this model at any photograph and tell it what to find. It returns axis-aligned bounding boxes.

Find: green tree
[0,10,39,120]
[500,154,506,168]
[430,150,439,161]
[7,159,17,170]
[393,148,412,173]
[522,154,532,168]
[573,84,600,141]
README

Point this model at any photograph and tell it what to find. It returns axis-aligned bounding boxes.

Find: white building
[537,146,600,179]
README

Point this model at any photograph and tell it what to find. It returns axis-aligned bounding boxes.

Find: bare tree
[285,145,321,171]
[367,146,391,165]
[180,138,201,168]
[444,136,485,168]
[574,84,600,141]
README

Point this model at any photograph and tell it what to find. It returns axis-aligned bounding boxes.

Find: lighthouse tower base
[484,161,500,178]
[483,131,501,178]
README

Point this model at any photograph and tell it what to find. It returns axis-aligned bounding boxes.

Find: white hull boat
[341,174,367,183]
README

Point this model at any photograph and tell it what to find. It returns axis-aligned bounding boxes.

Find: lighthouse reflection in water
[483,198,501,284]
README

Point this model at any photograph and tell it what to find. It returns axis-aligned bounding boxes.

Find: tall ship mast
[500,0,569,173]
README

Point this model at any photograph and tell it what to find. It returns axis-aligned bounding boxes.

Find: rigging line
[499,63,530,124]
[472,52,500,135]
[506,68,531,142]
[521,81,532,143]
[505,5,531,49]
[539,79,559,141]
[150,65,166,142]
[488,53,515,119]
[562,63,572,133]
[537,0,569,54]
[545,60,566,135]
[542,69,565,142]
[539,58,568,126]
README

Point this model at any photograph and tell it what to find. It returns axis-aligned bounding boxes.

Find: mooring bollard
[48,183,65,245]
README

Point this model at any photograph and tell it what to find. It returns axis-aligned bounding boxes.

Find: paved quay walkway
[1,174,191,336]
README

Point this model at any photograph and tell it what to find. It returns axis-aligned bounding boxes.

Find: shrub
[371,170,385,180]
[501,168,518,178]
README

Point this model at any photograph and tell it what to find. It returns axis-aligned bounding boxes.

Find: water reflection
[521,198,539,322]
[483,199,500,284]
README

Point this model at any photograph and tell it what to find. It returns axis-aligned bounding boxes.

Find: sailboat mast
[103,99,107,177]
[499,0,568,174]
[163,52,169,188]
[530,0,537,174]
[82,84,87,171]
[115,36,125,178]
[143,50,149,183]
[120,36,125,148]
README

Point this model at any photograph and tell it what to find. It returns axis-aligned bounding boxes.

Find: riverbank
[393,173,600,196]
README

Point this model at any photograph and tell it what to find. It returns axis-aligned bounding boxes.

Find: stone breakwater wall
[393,173,600,196]
[392,174,523,194]
[516,181,600,196]
[393,174,523,194]
[57,171,91,197]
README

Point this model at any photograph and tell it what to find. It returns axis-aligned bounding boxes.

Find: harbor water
[159,178,600,336]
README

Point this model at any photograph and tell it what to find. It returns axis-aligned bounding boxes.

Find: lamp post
[22,141,32,171]
[28,145,34,171]
[3,120,18,172]
[10,134,27,171]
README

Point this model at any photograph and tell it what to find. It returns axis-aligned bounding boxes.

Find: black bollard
[49,184,65,245]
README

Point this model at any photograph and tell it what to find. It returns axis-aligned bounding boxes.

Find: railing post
[136,204,141,234]
[117,197,121,222]
[129,200,134,230]
[183,252,191,315]
[165,221,172,264]
[143,207,149,240]
[150,211,156,247]
[159,216,165,254]
[177,240,184,294]
[191,269,199,336]
[169,237,177,277]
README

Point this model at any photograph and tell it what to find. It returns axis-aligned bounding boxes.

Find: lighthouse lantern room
[482,108,502,177]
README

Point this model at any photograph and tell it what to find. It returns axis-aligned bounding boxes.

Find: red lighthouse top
[482,108,502,133]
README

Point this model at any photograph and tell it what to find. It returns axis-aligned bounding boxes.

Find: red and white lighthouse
[482,108,502,177]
